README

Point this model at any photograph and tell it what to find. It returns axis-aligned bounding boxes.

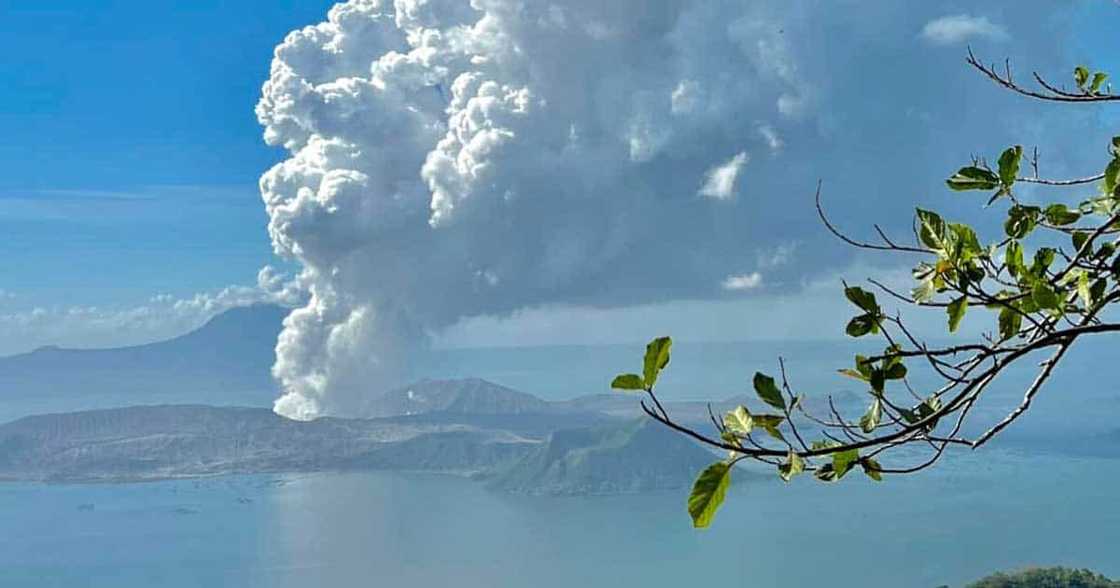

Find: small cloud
[671,80,702,115]
[757,124,784,154]
[920,15,1008,45]
[757,243,797,269]
[699,152,750,200]
[721,272,763,291]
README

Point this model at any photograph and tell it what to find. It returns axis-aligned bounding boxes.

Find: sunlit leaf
[832,448,860,479]
[917,208,949,250]
[860,399,882,433]
[946,167,1000,192]
[642,337,672,388]
[778,450,804,482]
[1090,72,1109,94]
[1074,65,1090,89]
[611,373,645,391]
[724,405,753,435]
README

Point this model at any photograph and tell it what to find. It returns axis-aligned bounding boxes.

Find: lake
[2,447,1118,588]
[3,340,1119,587]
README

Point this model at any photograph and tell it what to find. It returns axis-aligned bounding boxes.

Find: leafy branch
[612,55,1120,528]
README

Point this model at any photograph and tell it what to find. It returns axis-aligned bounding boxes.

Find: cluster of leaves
[1074,66,1111,97]
[611,60,1120,529]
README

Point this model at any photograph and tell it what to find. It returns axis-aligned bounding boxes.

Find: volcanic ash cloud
[257,0,811,419]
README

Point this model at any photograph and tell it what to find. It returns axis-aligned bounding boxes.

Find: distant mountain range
[0,304,720,493]
[0,304,287,421]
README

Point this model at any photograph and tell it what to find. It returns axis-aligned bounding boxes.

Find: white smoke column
[258,0,813,419]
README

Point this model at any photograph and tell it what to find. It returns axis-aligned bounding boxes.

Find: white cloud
[920,15,1008,45]
[757,124,784,154]
[721,272,763,291]
[698,152,749,200]
[756,243,797,269]
[255,0,820,419]
[254,0,1089,419]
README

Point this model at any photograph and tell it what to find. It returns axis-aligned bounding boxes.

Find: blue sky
[0,1,1118,360]
[0,1,334,308]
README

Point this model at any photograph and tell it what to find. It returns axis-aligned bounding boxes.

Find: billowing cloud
[921,15,1009,45]
[699,152,750,200]
[257,0,1097,419]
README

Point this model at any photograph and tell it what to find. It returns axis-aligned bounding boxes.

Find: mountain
[368,377,552,417]
[0,405,536,482]
[0,304,288,421]
[489,418,717,495]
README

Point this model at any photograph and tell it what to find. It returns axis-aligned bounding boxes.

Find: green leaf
[1031,282,1061,310]
[1075,65,1090,89]
[844,286,879,313]
[688,462,731,529]
[1005,205,1040,239]
[869,369,885,395]
[752,372,787,411]
[1043,204,1081,226]
[846,314,877,338]
[946,167,1000,192]
[916,208,948,250]
[753,414,786,442]
[1005,240,1024,278]
[947,296,967,333]
[814,463,837,483]
[861,458,883,482]
[855,355,873,378]
[998,306,1022,340]
[1111,137,1120,159]
[1091,279,1108,307]
[778,450,804,482]
[724,405,753,435]
[1077,271,1093,309]
[1104,158,1120,197]
[833,448,860,479]
[1032,248,1056,274]
[949,223,983,261]
[1090,72,1108,94]
[884,361,907,380]
[838,368,869,382]
[1072,231,1092,255]
[642,337,672,388]
[998,146,1022,188]
[611,373,645,391]
[811,439,840,451]
[860,399,882,434]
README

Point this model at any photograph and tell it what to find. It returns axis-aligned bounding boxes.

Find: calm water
[2,449,1118,588]
[3,341,1119,587]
